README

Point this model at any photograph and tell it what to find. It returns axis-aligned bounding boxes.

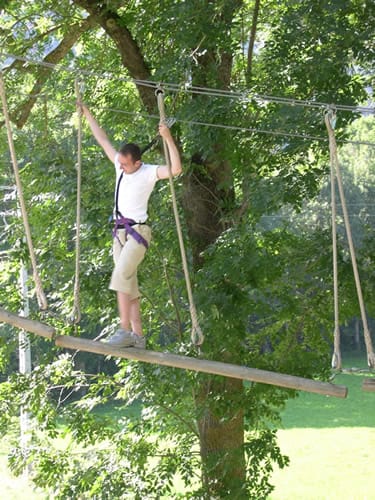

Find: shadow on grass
[281,353,375,429]
[92,354,374,430]
[93,399,142,425]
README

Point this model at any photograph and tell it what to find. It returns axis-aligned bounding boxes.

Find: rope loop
[325,111,341,369]
[190,305,204,347]
[325,105,337,129]
[165,117,177,128]
[155,84,164,97]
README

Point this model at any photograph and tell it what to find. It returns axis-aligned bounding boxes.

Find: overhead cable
[100,107,375,148]
[1,52,374,115]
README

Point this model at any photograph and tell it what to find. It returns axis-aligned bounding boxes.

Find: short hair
[119,142,142,162]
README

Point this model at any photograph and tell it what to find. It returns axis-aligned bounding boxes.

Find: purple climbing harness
[113,170,149,248]
[113,217,149,249]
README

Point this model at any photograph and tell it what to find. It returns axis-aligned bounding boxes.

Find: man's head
[118,142,142,173]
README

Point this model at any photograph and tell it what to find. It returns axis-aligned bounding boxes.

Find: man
[78,103,182,348]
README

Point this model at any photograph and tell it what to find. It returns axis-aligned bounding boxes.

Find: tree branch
[73,0,155,111]
[154,246,184,341]
[158,403,199,436]
[10,16,95,128]
[2,25,63,76]
[246,0,261,84]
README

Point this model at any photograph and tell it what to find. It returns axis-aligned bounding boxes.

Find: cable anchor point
[325,104,337,129]
[155,84,164,97]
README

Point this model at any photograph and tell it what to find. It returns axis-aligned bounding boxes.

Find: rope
[0,71,48,310]
[325,110,341,369]
[325,107,375,369]
[156,88,204,347]
[2,52,374,115]
[70,80,82,324]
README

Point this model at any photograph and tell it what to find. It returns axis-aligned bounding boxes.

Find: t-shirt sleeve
[145,164,159,184]
[114,152,121,172]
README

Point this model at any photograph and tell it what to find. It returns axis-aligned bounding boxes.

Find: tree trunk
[196,377,246,498]
[182,152,243,496]
[183,150,246,497]
[184,1,247,493]
[182,152,234,265]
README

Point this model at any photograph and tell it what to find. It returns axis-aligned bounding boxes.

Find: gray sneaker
[102,328,133,347]
[132,333,146,349]
[103,329,146,348]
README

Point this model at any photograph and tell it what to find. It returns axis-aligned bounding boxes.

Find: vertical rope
[325,110,341,370]
[325,108,375,369]
[43,94,49,141]
[0,71,48,310]
[156,88,204,346]
[71,79,82,324]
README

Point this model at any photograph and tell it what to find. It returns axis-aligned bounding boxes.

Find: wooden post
[0,307,55,339]
[19,264,32,477]
[362,378,375,392]
[0,307,348,398]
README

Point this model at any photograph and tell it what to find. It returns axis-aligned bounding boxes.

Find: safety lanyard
[115,171,124,218]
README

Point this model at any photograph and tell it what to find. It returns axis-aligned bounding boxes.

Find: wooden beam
[0,307,348,398]
[362,378,375,392]
[56,336,347,398]
[0,307,55,339]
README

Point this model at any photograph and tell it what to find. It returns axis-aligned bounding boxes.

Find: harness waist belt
[113,217,149,248]
[116,222,147,229]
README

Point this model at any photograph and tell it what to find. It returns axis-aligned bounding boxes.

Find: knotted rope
[325,107,375,368]
[156,88,204,346]
[70,79,83,324]
[0,71,48,310]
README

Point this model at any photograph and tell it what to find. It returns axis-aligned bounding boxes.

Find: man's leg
[117,291,132,331]
[107,226,151,346]
[117,292,143,336]
[130,298,143,336]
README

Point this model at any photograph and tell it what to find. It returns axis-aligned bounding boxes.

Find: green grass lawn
[281,370,375,429]
[1,353,374,499]
[270,368,375,500]
[270,427,375,500]
[0,435,44,500]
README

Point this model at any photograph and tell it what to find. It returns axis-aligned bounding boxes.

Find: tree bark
[182,152,234,265]
[196,376,246,498]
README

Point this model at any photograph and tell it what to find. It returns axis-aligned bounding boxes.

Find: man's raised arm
[78,103,116,163]
[157,123,182,179]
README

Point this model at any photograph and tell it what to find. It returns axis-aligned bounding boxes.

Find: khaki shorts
[109,224,152,300]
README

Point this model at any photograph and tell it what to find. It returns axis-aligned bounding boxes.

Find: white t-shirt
[114,153,159,223]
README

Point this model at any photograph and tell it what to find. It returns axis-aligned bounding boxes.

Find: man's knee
[120,267,136,281]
